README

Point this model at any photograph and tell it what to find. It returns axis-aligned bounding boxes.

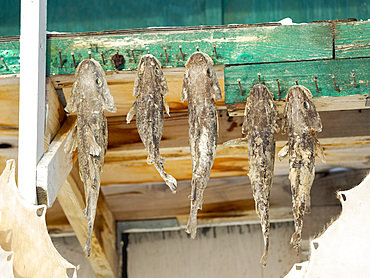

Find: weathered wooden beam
[224,58,370,116]
[37,115,77,207]
[57,164,120,278]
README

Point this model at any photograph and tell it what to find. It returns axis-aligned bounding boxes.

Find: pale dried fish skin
[279,85,325,250]
[127,54,177,193]
[243,84,278,266]
[181,52,222,238]
[65,59,116,256]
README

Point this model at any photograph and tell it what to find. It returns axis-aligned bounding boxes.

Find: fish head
[66,59,116,113]
[135,54,168,96]
[183,52,221,101]
[284,85,322,132]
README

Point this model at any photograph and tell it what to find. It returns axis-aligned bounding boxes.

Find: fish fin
[160,155,166,164]
[223,138,248,147]
[87,127,101,156]
[278,143,289,161]
[315,138,326,163]
[65,81,79,113]
[159,71,169,97]
[163,98,170,117]
[208,66,222,101]
[64,125,77,153]
[147,155,152,165]
[181,69,189,102]
[126,100,137,124]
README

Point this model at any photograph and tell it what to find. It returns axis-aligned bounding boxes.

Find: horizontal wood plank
[225,58,370,115]
[335,21,370,59]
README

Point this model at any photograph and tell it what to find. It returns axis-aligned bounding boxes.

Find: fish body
[127,54,177,193]
[65,59,116,256]
[278,85,325,250]
[181,52,222,238]
[242,84,278,266]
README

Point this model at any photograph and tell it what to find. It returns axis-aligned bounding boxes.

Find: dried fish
[65,59,116,256]
[224,84,278,266]
[127,54,177,193]
[278,85,325,250]
[181,52,222,238]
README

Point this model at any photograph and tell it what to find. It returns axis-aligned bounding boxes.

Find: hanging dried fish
[181,52,222,238]
[278,85,325,250]
[127,54,177,193]
[64,59,116,256]
[224,84,278,266]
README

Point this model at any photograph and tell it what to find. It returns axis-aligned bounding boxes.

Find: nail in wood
[130,49,136,63]
[163,47,169,63]
[100,51,105,65]
[276,79,281,96]
[88,51,91,59]
[237,79,242,95]
[58,49,63,69]
[71,52,76,68]
[146,47,150,54]
[331,75,337,89]
[179,45,184,61]
[314,77,319,92]
[1,57,9,71]
[196,46,199,52]
[295,78,298,85]
[352,73,356,88]
[258,73,261,84]
[213,44,218,59]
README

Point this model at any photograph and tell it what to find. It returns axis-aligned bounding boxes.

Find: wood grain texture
[57,164,119,278]
[335,21,370,59]
[225,58,370,115]
[1,22,333,75]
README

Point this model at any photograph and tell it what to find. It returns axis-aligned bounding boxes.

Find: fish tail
[84,221,93,257]
[290,230,302,251]
[83,186,99,257]
[260,232,269,266]
[186,204,198,239]
[256,201,270,266]
[151,156,177,193]
[163,173,177,194]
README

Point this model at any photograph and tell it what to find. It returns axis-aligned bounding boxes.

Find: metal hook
[314,77,319,92]
[58,49,63,69]
[295,78,298,85]
[146,47,150,54]
[276,79,281,97]
[237,79,243,95]
[179,45,184,61]
[213,44,218,59]
[130,49,136,63]
[257,73,261,84]
[1,57,9,71]
[100,51,105,65]
[352,73,357,88]
[331,75,340,92]
[71,52,76,68]
[88,51,91,59]
[163,47,169,63]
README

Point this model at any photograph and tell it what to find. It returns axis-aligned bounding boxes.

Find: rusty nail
[352,73,356,88]
[179,45,184,61]
[58,49,63,69]
[163,47,169,63]
[258,73,261,84]
[237,79,242,95]
[295,78,298,85]
[88,51,91,59]
[213,44,218,59]
[314,77,318,92]
[71,52,76,68]
[196,46,199,52]
[146,47,150,54]
[1,57,9,71]
[130,49,136,63]
[276,79,281,96]
[331,75,337,89]
[100,51,105,65]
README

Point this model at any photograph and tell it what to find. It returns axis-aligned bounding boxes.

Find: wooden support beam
[37,115,77,207]
[57,164,119,278]
[18,0,47,204]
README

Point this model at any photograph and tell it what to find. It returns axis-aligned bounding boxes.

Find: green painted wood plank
[225,58,370,107]
[46,23,332,75]
[0,41,20,75]
[335,21,370,58]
